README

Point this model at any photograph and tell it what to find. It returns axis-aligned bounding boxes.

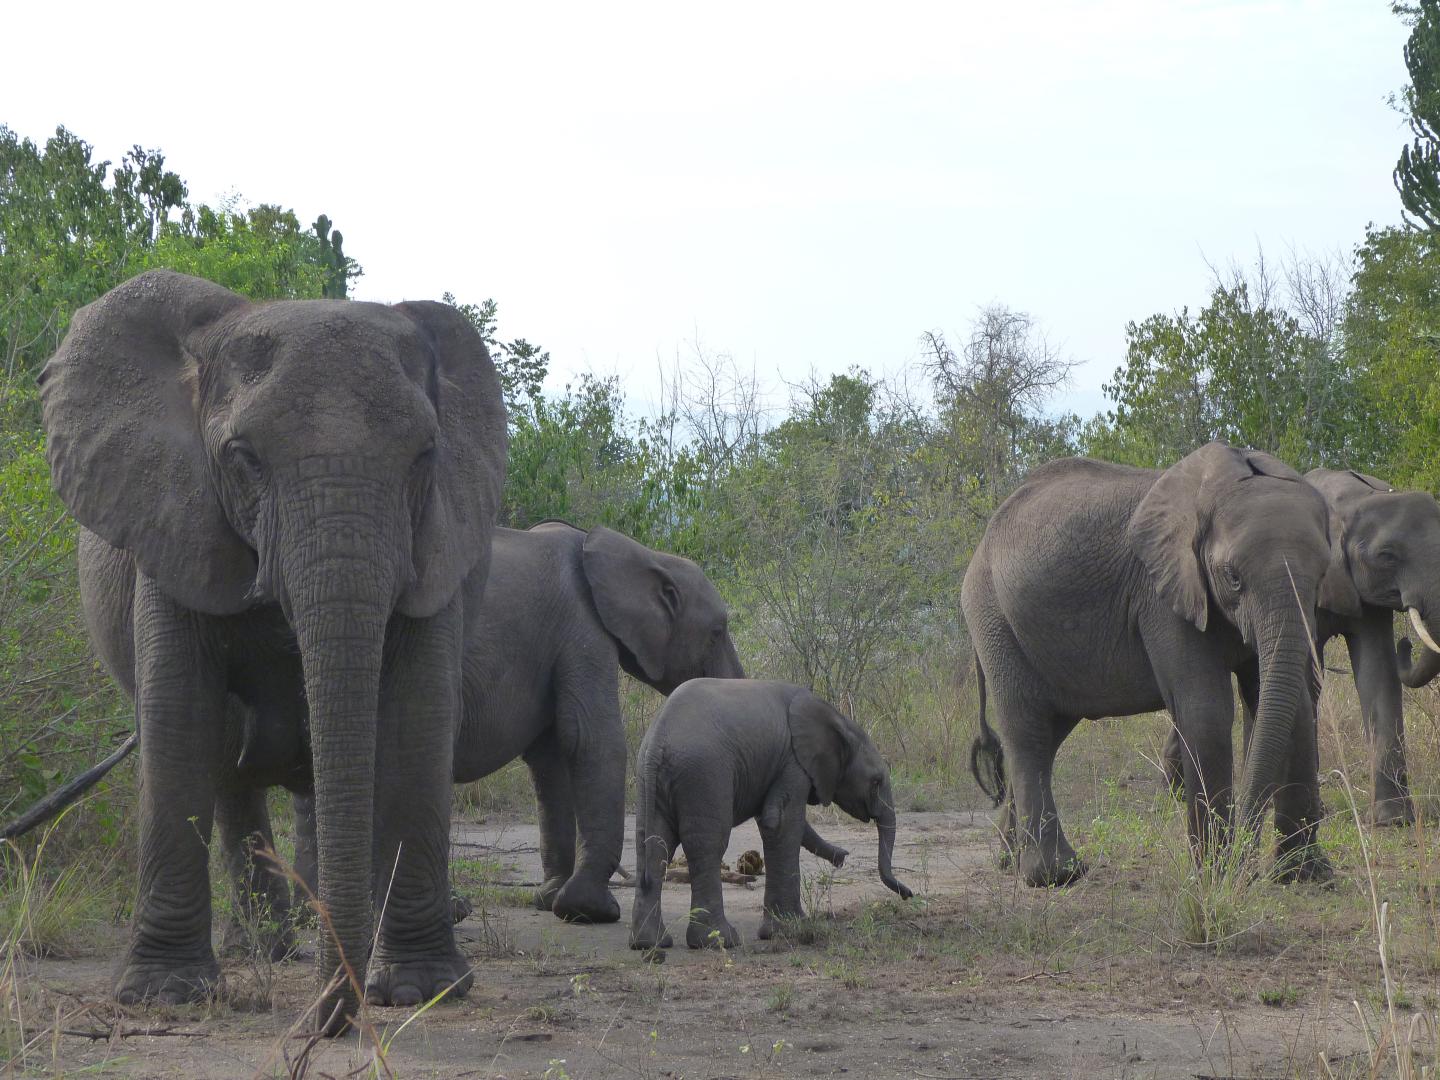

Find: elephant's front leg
[1347,615,1415,826]
[801,822,848,868]
[116,579,226,1005]
[522,731,578,914]
[365,601,473,1008]
[549,667,625,924]
[757,771,810,939]
[678,812,739,949]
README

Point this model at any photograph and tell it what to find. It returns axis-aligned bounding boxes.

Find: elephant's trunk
[1234,599,1315,841]
[1398,631,1440,688]
[277,465,403,1035]
[711,636,746,680]
[1399,608,1440,689]
[874,785,912,900]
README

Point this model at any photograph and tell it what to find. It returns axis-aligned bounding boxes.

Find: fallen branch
[0,732,137,840]
[61,1025,205,1041]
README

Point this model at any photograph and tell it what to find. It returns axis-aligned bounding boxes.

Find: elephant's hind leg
[548,673,626,924]
[629,811,675,951]
[996,694,1085,888]
[216,786,298,961]
[523,731,579,913]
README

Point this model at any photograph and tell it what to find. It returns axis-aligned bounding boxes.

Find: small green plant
[766,981,795,1013]
[1258,984,1301,1008]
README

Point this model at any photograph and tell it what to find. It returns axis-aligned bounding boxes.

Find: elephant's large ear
[787,691,853,806]
[581,526,678,682]
[38,270,256,614]
[1318,512,1363,618]
[1126,443,1301,632]
[392,300,507,617]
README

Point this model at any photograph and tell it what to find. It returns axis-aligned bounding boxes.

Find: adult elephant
[41,270,506,1033]
[1162,469,1440,826]
[287,521,746,925]
[964,443,1357,887]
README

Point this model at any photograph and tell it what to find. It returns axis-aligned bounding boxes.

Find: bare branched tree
[923,304,1076,505]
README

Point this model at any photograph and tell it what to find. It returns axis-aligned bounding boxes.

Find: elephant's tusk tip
[1409,608,1440,654]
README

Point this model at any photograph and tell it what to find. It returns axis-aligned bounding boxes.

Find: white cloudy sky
[3,2,1410,418]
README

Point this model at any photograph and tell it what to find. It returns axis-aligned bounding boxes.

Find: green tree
[312,214,362,298]
[1344,225,1440,487]
[143,202,333,300]
[1395,0,1440,228]
[442,293,550,413]
[0,126,185,387]
[1090,258,1361,471]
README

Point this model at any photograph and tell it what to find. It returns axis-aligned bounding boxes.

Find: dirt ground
[14,800,1390,1080]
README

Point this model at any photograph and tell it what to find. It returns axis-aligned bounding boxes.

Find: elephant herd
[34,272,1440,1036]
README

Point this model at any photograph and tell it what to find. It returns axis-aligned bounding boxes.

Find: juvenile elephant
[44,271,506,1032]
[287,520,745,925]
[628,679,911,951]
[1164,469,1440,825]
[964,443,1355,888]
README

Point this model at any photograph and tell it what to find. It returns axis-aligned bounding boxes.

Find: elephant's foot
[364,953,474,1007]
[757,906,805,940]
[686,914,740,950]
[114,955,221,1005]
[1018,847,1087,888]
[628,917,673,951]
[1273,845,1334,886]
[532,875,566,912]
[552,875,621,924]
[1370,794,1415,828]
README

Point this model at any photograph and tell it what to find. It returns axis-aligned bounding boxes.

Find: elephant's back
[963,459,1163,710]
[644,678,794,752]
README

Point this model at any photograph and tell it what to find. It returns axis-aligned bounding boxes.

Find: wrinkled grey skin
[45,270,505,1034]
[628,679,911,952]
[1163,469,1440,826]
[287,521,745,925]
[964,443,1352,888]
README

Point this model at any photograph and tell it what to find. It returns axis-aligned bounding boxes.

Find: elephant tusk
[1409,608,1440,654]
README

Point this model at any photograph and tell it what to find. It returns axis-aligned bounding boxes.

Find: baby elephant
[629,679,912,951]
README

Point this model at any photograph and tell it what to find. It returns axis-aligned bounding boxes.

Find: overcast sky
[2,2,1411,419]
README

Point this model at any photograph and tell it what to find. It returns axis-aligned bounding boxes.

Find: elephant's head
[39,270,505,1028]
[579,525,745,693]
[787,690,912,899]
[1305,469,1440,688]
[1126,442,1348,832]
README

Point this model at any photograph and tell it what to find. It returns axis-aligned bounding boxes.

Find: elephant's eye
[1374,549,1399,568]
[1220,563,1243,592]
[226,438,263,483]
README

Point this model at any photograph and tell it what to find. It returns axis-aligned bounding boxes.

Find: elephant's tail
[634,753,660,894]
[969,653,1006,807]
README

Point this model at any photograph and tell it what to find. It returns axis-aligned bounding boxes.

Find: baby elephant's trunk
[875,783,912,900]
